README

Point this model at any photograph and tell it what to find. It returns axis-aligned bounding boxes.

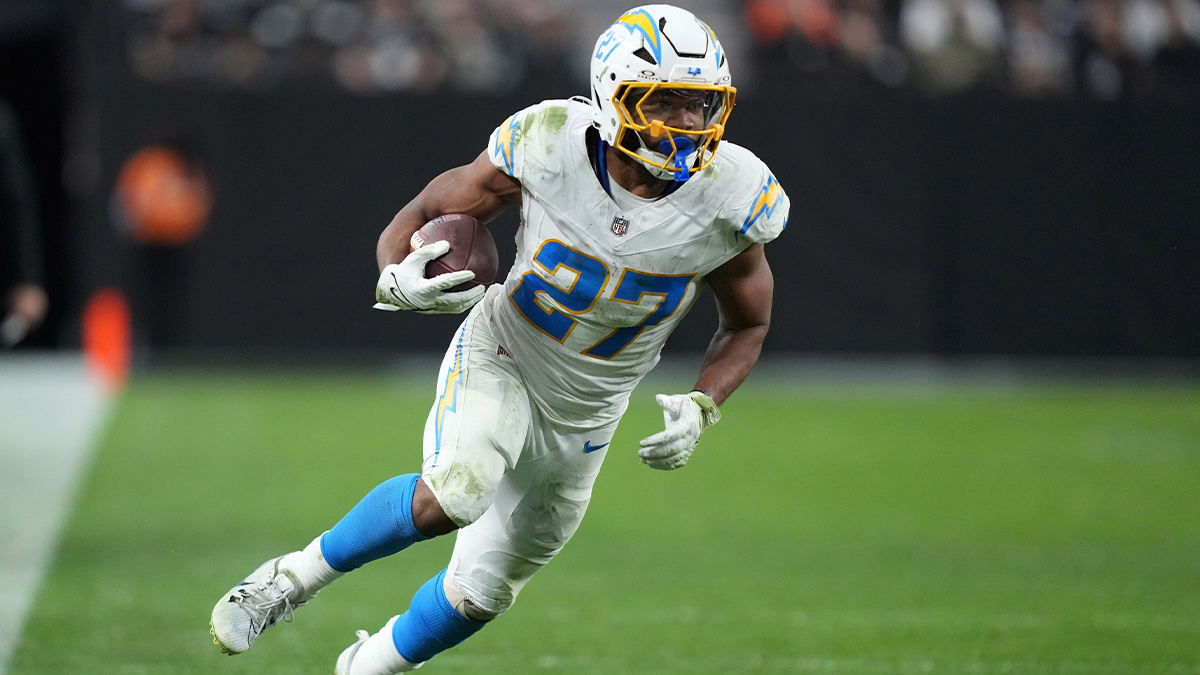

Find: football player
[210,5,789,673]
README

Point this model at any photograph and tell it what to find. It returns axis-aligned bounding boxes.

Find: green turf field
[8,370,1200,674]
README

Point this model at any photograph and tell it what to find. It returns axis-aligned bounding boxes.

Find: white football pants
[421,294,618,617]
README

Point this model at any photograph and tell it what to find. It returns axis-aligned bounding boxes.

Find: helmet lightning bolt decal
[616,9,662,64]
[699,20,724,68]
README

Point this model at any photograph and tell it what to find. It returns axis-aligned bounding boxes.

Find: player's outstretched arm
[695,243,773,405]
[377,151,521,270]
[638,244,773,470]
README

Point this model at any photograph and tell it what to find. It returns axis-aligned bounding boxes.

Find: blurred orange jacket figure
[113,145,212,246]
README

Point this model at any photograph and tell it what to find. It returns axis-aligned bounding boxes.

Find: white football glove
[373,239,486,315]
[638,390,721,470]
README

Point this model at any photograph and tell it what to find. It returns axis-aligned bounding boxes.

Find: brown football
[409,214,499,292]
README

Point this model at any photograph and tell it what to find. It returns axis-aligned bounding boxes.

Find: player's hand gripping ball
[411,214,499,291]
[373,214,498,315]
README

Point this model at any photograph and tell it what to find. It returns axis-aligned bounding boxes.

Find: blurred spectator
[745,0,908,87]
[901,0,1006,92]
[117,0,1200,100]
[0,98,47,348]
[1154,0,1200,94]
[111,142,212,348]
[838,0,910,86]
[1123,0,1169,61]
[121,0,576,94]
[1006,0,1073,95]
[113,145,212,247]
[1074,0,1153,98]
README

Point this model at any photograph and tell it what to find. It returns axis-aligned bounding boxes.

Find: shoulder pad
[487,99,576,180]
[712,143,790,244]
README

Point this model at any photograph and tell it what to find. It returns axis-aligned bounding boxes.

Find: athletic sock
[278,533,342,597]
[320,473,431,573]
[391,569,488,664]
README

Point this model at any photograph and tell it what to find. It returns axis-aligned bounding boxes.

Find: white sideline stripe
[0,355,111,675]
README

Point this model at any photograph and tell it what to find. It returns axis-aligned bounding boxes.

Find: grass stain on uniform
[531,104,570,155]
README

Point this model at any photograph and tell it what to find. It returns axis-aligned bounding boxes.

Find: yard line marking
[0,355,111,675]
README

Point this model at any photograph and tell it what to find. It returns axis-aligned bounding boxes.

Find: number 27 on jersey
[509,240,694,360]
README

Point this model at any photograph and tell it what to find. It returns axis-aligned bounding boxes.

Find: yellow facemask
[610,81,737,180]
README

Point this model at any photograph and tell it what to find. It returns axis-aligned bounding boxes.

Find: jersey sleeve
[719,156,790,245]
[485,99,570,183]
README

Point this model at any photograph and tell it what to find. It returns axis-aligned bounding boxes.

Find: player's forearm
[377,207,429,270]
[693,323,768,406]
[378,155,519,272]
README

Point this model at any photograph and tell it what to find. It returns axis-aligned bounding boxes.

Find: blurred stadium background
[1,1,1198,674]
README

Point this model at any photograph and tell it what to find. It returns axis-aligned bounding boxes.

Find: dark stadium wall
[79,86,1200,358]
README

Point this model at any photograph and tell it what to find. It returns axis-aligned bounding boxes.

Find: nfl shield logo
[611,215,630,236]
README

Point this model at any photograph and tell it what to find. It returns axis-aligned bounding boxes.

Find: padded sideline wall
[78,85,1200,357]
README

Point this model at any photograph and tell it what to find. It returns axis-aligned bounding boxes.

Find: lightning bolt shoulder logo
[493,113,523,177]
[741,174,784,234]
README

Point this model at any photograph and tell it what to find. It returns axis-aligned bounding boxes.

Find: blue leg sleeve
[392,569,488,664]
[320,473,430,573]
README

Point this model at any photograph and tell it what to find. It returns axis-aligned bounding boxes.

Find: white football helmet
[590,5,735,181]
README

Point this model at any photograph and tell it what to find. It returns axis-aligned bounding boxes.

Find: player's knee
[443,575,512,622]
[425,455,507,527]
[427,479,496,528]
[410,479,459,537]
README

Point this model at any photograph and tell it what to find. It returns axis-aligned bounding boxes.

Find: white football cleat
[334,629,372,674]
[335,616,422,674]
[209,556,309,655]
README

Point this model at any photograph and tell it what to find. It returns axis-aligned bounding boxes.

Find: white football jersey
[482,98,788,426]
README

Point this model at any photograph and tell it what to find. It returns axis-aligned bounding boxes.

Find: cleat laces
[230,569,302,639]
